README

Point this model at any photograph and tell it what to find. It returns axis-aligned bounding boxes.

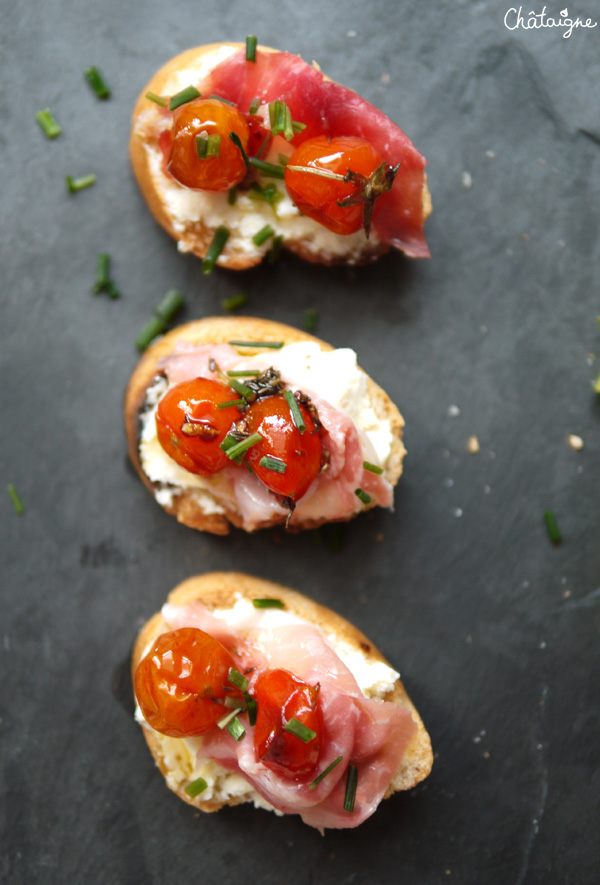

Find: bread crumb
[461,171,472,189]
[447,404,460,418]
[568,434,584,450]
[587,354,596,365]
[562,589,571,598]
[522,233,530,242]
[467,435,480,454]
[375,533,384,542]
[485,150,495,158]
[482,751,490,759]
[445,871,452,876]
[380,72,390,84]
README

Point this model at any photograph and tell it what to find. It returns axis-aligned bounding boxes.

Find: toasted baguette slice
[130,42,431,268]
[132,572,433,819]
[124,316,406,535]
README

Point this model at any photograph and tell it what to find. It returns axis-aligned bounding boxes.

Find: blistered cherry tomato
[254,669,322,777]
[285,135,391,235]
[244,393,322,501]
[134,627,241,738]
[155,378,242,476]
[168,98,250,191]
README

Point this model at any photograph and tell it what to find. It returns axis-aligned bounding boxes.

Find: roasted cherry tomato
[244,393,322,501]
[254,669,322,777]
[155,377,242,476]
[168,98,250,191]
[285,135,397,236]
[134,627,241,738]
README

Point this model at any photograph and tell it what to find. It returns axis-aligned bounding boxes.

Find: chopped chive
[207,135,222,158]
[168,85,201,111]
[248,181,283,209]
[309,756,343,790]
[355,488,372,505]
[153,288,184,323]
[66,174,96,193]
[283,104,294,141]
[303,308,318,333]
[228,377,254,400]
[217,707,243,729]
[246,34,257,62]
[106,281,121,300]
[228,340,284,349]
[209,93,235,106]
[284,389,306,434]
[93,253,110,294]
[268,234,284,264]
[252,598,285,609]
[363,461,383,475]
[84,66,111,99]
[343,765,358,812]
[228,131,249,166]
[7,484,24,515]
[227,369,260,377]
[184,777,208,798]
[35,109,61,138]
[217,399,245,410]
[278,153,290,167]
[135,315,165,351]
[228,668,249,691]
[594,374,600,393]
[196,135,208,158]
[248,97,260,114]
[292,120,306,134]
[252,224,275,246]
[224,695,243,710]
[227,187,237,205]
[259,456,286,473]
[226,716,246,742]
[544,510,562,545]
[269,100,294,139]
[244,692,257,726]
[202,225,230,274]
[146,91,167,107]
[283,718,316,743]
[222,293,248,312]
[248,157,285,179]
[220,432,262,463]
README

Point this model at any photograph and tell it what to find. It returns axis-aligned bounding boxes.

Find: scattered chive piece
[252,598,285,609]
[355,488,372,505]
[227,187,237,205]
[153,288,184,323]
[217,398,246,410]
[343,765,358,812]
[196,135,208,158]
[221,432,262,462]
[224,695,243,709]
[227,369,260,377]
[217,707,243,730]
[228,377,254,400]
[222,293,248,312]
[227,716,246,742]
[283,718,316,743]
[7,484,24,515]
[228,131,249,166]
[594,374,600,393]
[304,308,318,333]
[228,340,284,349]
[246,34,257,62]
[196,133,221,158]
[66,174,96,193]
[284,389,306,434]
[244,692,257,726]
[84,66,111,99]
[309,756,343,790]
[268,234,284,264]
[184,777,208,798]
[248,157,285,179]
[35,109,61,138]
[202,225,230,274]
[248,181,283,211]
[248,97,260,114]
[209,93,235,106]
[135,315,166,351]
[146,91,167,107]
[363,461,383,475]
[544,510,562,545]
[278,153,290,167]
[252,224,275,246]
[105,281,120,300]
[93,253,110,294]
[269,100,295,140]
[292,120,306,134]
[169,85,201,111]
[228,668,249,692]
[259,456,286,473]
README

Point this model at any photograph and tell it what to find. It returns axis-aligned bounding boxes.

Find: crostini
[130,40,431,268]
[132,572,433,831]
[124,317,406,534]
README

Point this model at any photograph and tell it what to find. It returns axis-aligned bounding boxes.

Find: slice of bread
[132,572,433,817]
[130,42,431,268]
[124,316,406,535]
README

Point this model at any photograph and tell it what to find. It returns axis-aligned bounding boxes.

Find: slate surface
[1,1,599,882]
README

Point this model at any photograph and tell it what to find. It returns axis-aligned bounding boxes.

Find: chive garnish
[227,716,246,742]
[196,136,208,158]
[244,692,257,726]
[7,484,24,515]
[217,707,243,729]
[228,131,249,166]
[246,34,257,62]
[278,153,290,167]
[363,461,383,475]
[248,181,283,211]
[135,315,166,351]
[544,510,562,545]
[202,225,230,274]
[196,133,221,158]
[268,235,284,264]
[248,97,260,114]
[594,374,600,393]
[259,456,286,473]
[153,288,184,323]
[228,340,284,349]
[252,598,285,609]
[228,377,254,399]
[66,174,96,193]
[84,66,111,99]
[222,293,248,312]
[284,389,306,434]
[217,398,246,409]
[228,668,249,691]
[35,109,61,139]
[248,157,285,179]
[168,85,201,111]
[283,718,316,743]
[252,224,275,246]
[184,777,208,798]
[227,369,260,377]
[268,100,295,141]
[209,93,236,105]
[309,756,343,790]
[292,120,306,134]
[93,253,110,294]
[220,432,262,463]
[343,765,358,812]
[227,187,237,205]
[355,488,372,505]
[304,308,318,333]
[146,91,167,107]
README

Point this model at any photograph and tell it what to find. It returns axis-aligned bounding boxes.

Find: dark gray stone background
[1,0,599,882]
